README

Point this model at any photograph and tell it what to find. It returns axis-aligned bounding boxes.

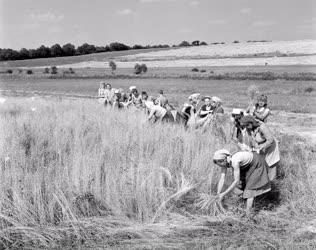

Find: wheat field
[0,97,315,249]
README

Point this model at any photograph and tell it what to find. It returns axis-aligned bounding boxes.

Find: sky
[0,0,315,49]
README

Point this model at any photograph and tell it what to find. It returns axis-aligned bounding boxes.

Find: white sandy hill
[121,40,316,61]
[57,40,316,68]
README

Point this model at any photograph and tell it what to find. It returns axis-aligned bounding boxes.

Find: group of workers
[98,82,280,217]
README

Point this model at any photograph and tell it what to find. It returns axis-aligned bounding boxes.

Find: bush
[141,64,147,73]
[134,63,142,74]
[6,69,13,74]
[233,40,240,43]
[26,69,33,75]
[200,41,208,46]
[210,70,214,74]
[304,87,314,93]
[179,41,190,47]
[51,66,58,74]
[18,69,23,74]
[43,67,50,74]
[109,61,117,74]
[69,68,75,74]
[200,69,206,73]
[191,68,199,72]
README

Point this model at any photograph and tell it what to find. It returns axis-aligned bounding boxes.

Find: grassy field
[0,97,315,249]
[1,75,316,113]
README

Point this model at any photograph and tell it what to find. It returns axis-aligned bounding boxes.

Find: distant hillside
[0,47,170,68]
[122,40,316,61]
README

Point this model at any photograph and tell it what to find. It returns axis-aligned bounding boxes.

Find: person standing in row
[239,116,280,181]
[246,94,270,122]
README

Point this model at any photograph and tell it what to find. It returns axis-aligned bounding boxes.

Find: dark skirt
[161,111,175,123]
[240,153,271,198]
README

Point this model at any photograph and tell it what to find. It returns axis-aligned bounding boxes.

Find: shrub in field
[43,67,50,74]
[51,66,58,74]
[6,69,13,74]
[26,69,33,74]
[191,68,199,72]
[200,41,208,45]
[141,63,148,73]
[69,67,75,74]
[200,69,206,73]
[109,60,117,74]
[134,63,142,74]
[233,40,240,43]
[18,68,23,74]
[178,41,190,47]
[304,87,314,93]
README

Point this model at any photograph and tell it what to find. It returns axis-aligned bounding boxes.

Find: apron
[239,153,271,198]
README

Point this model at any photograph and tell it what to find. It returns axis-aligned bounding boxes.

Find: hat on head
[202,96,211,101]
[232,108,244,115]
[211,96,221,103]
[188,93,201,100]
[213,149,231,161]
[129,86,137,91]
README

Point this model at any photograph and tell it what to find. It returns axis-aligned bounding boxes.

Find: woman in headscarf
[213,149,271,216]
[195,96,213,127]
[104,83,114,106]
[231,108,245,143]
[246,94,270,122]
[98,82,106,104]
[210,96,224,114]
[112,89,126,109]
[239,116,280,181]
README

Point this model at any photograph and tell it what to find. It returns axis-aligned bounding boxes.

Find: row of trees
[0,40,209,61]
[0,42,170,61]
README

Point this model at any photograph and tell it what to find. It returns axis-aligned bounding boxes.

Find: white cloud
[190,1,200,6]
[30,12,64,23]
[117,9,133,15]
[240,8,251,14]
[208,19,227,25]
[178,28,192,33]
[253,20,276,27]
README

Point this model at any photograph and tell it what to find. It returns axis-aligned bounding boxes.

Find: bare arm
[254,108,270,121]
[148,108,155,120]
[217,167,227,194]
[200,109,212,116]
[219,166,240,198]
[258,124,274,153]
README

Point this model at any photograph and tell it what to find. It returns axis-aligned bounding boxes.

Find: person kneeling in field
[213,149,271,216]
[145,97,174,123]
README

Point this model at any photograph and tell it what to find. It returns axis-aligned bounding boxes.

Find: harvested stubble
[0,97,315,249]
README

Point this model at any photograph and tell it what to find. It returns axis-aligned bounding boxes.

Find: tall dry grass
[0,97,315,248]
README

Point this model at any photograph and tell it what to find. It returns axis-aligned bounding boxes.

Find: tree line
[0,40,209,61]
